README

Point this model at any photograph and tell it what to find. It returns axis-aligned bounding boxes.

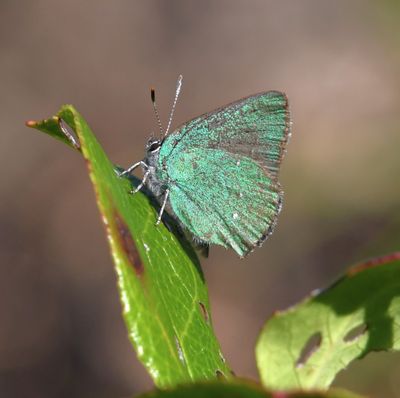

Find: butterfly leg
[155,189,170,225]
[118,160,148,177]
[129,169,151,194]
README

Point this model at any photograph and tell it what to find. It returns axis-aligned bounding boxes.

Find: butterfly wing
[161,91,290,178]
[165,148,282,256]
[159,91,290,256]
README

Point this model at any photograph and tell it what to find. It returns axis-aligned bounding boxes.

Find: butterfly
[120,76,291,257]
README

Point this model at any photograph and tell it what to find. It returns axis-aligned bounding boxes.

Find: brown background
[1,1,400,397]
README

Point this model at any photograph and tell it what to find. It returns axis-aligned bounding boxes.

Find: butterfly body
[136,90,290,257]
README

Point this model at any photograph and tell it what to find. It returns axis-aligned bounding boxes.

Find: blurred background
[1,1,400,397]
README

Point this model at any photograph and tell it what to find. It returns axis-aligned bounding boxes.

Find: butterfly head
[146,137,162,153]
[144,137,163,170]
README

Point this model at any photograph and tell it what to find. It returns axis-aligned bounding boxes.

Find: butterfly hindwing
[165,148,281,256]
[157,91,290,256]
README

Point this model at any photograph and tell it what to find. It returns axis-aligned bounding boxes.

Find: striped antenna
[164,75,183,138]
[150,87,164,138]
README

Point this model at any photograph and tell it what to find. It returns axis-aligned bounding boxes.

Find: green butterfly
[121,77,291,257]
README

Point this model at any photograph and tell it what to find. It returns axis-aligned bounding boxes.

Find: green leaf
[137,380,364,398]
[27,105,230,387]
[256,252,400,390]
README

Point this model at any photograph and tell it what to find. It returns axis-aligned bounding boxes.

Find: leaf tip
[25,120,37,128]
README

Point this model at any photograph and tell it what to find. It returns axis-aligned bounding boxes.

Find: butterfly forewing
[162,91,290,178]
[158,91,290,256]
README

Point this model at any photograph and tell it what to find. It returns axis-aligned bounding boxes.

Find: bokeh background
[1,1,400,397]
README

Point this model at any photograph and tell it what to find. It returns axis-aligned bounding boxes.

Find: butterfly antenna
[164,74,183,138]
[150,87,164,138]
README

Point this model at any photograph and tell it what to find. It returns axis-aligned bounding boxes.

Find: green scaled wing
[158,92,290,256]
[166,148,281,256]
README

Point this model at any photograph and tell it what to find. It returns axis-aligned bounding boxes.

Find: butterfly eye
[148,141,161,152]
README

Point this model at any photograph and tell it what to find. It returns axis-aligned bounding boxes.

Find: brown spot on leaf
[84,158,93,174]
[114,210,144,276]
[343,323,368,343]
[198,302,209,323]
[215,370,225,379]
